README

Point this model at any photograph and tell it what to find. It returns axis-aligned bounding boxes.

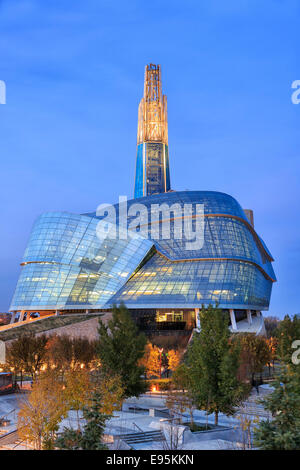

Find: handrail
[0,407,17,421]
[0,428,18,442]
[132,422,146,435]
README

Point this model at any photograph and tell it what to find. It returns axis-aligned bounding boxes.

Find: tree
[165,388,188,424]
[234,410,260,450]
[72,337,97,369]
[64,369,92,430]
[46,335,73,372]
[236,334,271,382]
[6,333,48,381]
[161,421,184,450]
[186,305,245,426]
[26,334,49,378]
[5,341,23,386]
[168,363,196,425]
[253,367,300,450]
[97,304,147,397]
[96,373,124,416]
[276,315,300,365]
[167,349,181,373]
[18,372,68,450]
[55,391,109,450]
[266,336,278,376]
[140,343,161,378]
[264,316,280,339]
[47,335,96,372]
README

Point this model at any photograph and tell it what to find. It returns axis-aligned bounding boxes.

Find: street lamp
[158,348,163,379]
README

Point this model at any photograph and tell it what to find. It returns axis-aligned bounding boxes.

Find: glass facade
[10,212,153,310]
[101,191,275,310]
[134,143,171,198]
[109,254,272,309]
[134,144,144,199]
[10,191,276,313]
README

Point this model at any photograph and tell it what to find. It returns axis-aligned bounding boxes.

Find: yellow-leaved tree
[97,373,124,416]
[140,343,161,378]
[64,368,92,430]
[18,372,68,450]
[167,349,181,373]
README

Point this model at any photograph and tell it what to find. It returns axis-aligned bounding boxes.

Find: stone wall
[3,313,112,347]
[35,313,111,342]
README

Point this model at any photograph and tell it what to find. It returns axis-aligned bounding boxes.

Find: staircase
[0,429,19,447]
[236,388,272,419]
[115,430,165,447]
[236,401,271,419]
[0,428,32,449]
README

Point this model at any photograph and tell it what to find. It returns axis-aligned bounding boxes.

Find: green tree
[186,305,245,425]
[276,315,300,365]
[97,304,147,397]
[253,367,300,450]
[171,363,196,425]
[55,391,109,450]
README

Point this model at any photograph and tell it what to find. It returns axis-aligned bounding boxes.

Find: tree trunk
[190,408,194,426]
[77,409,81,430]
[214,411,218,426]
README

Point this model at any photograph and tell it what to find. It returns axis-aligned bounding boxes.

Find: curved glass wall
[10,191,276,312]
[10,212,153,310]
[109,253,272,309]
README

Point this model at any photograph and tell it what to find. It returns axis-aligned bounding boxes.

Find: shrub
[147,378,172,391]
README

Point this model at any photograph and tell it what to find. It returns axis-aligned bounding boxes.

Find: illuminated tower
[134,64,171,198]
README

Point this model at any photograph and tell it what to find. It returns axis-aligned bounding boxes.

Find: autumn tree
[266,336,278,376]
[235,410,260,450]
[97,304,147,397]
[167,349,181,373]
[140,343,161,378]
[18,371,68,450]
[264,316,280,339]
[26,334,49,378]
[64,368,92,430]
[6,333,48,381]
[72,337,97,369]
[47,335,96,372]
[5,341,23,386]
[236,334,271,382]
[96,373,124,415]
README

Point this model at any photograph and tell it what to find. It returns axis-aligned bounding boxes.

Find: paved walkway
[0,385,273,450]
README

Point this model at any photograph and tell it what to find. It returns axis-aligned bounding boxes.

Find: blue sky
[0,0,299,317]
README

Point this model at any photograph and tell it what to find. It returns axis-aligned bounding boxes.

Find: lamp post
[158,348,163,379]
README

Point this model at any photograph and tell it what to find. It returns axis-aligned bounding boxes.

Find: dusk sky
[0,0,299,317]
